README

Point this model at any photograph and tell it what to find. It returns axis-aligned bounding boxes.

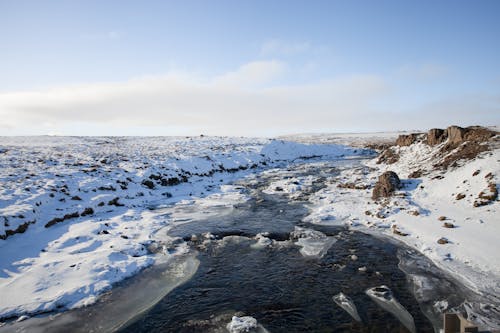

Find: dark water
[119,160,449,333]
[121,229,437,333]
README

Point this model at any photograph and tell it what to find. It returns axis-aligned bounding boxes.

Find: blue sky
[0,0,499,136]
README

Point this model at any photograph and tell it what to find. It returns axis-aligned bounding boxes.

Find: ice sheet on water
[291,226,336,258]
[333,292,362,322]
[366,285,416,333]
[226,315,270,333]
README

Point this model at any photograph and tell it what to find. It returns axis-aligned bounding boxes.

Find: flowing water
[3,158,498,333]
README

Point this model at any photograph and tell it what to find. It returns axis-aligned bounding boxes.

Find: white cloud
[212,60,287,87]
[1,61,497,136]
[0,61,390,136]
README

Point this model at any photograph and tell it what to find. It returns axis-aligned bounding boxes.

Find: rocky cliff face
[388,125,499,170]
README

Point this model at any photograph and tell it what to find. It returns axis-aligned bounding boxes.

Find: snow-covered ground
[1,132,498,325]
[302,133,500,299]
[0,136,361,320]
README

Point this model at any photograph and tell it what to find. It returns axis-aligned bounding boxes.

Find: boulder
[372,171,401,200]
[427,128,447,145]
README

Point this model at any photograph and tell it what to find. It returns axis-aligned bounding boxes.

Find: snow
[302,134,500,298]
[0,136,360,319]
[1,132,499,322]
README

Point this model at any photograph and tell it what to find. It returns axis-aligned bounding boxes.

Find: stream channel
[3,158,497,333]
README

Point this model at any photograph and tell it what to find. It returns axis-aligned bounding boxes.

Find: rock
[408,170,422,178]
[142,179,155,189]
[338,182,370,190]
[455,193,466,200]
[108,197,124,206]
[81,207,94,216]
[45,211,80,228]
[474,183,498,207]
[446,125,466,145]
[376,148,399,164]
[396,134,420,146]
[427,128,447,145]
[437,237,449,245]
[372,171,401,200]
[70,195,82,201]
[392,227,409,236]
[472,170,480,176]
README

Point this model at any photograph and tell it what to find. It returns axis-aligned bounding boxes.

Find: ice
[366,285,416,333]
[226,315,270,333]
[227,316,258,333]
[291,226,336,258]
[251,233,273,249]
[332,292,362,322]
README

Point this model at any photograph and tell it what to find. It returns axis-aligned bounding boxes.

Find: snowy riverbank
[300,128,500,304]
[0,136,364,319]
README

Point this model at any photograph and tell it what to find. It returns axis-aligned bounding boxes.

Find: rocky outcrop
[372,171,401,200]
[427,128,447,145]
[426,125,496,148]
[376,125,498,170]
[446,126,466,145]
[396,134,421,146]
[376,148,399,164]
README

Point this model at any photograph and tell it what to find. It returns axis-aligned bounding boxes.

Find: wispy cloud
[212,60,288,87]
[2,59,495,136]
[0,61,388,135]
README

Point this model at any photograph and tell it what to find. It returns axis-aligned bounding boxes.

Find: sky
[0,0,499,136]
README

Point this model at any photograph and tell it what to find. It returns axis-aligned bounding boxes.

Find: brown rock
[427,128,447,145]
[372,171,401,200]
[396,133,420,146]
[464,126,497,142]
[437,237,449,244]
[81,207,94,216]
[376,148,399,164]
[446,126,466,145]
[408,170,422,178]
